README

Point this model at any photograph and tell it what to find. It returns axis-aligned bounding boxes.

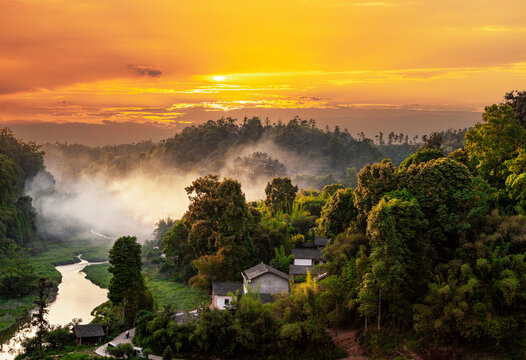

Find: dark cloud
[127,64,162,78]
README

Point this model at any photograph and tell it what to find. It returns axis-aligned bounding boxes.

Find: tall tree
[465,104,526,187]
[319,188,357,237]
[108,236,153,324]
[504,90,526,128]
[32,277,50,358]
[359,191,426,328]
[353,159,397,232]
[265,177,298,214]
[184,175,257,286]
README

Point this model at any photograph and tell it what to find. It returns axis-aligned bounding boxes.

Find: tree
[504,90,526,128]
[161,220,194,280]
[397,157,473,258]
[32,277,50,358]
[184,175,257,285]
[353,159,397,232]
[505,148,526,215]
[153,217,176,245]
[108,236,153,325]
[421,132,442,150]
[0,153,21,205]
[465,104,526,187]
[0,240,36,296]
[398,148,444,172]
[319,188,357,237]
[270,245,294,273]
[359,191,426,328]
[265,177,298,214]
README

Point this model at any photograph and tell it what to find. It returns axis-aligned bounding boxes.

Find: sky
[1,0,526,144]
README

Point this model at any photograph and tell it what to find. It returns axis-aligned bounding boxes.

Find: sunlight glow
[213,75,227,82]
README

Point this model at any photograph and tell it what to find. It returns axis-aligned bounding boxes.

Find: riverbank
[0,239,113,338]
[83,263,209,311]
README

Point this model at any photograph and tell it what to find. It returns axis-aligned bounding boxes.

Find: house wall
[214,295,232,310]
[245,273,289,294]
[294,258,313,266]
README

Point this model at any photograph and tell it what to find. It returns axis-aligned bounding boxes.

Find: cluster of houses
[212,237,329,309]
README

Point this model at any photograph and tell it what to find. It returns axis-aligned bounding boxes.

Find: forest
[1,91,525,359]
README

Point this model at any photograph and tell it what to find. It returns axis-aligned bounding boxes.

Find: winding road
[95,328,161,359]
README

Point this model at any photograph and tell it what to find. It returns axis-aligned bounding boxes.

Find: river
[0,256,108,360]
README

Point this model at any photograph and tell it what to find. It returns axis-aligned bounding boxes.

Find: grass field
[82,263,210,311]
[83,263,111,289]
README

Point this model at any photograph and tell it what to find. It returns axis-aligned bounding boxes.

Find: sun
[213,75,226,82]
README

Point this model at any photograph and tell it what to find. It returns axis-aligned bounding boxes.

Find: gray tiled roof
[212,281,243,296]
[291,247,322,260]
[314,237,329,247]
[73,324,105,338]
[242,262,289,281]
[289,264,310,275]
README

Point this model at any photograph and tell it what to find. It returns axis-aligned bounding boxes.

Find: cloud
[127,64,162,78]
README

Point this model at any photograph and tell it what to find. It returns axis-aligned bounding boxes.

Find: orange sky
[1,0,526,141]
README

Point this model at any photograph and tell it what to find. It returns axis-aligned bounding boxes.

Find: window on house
[224,299,229,304]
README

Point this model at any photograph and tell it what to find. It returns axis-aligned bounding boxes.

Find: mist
[25,138,317,242]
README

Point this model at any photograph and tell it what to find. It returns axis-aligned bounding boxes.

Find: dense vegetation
[132,92,526,359]
[0,129,44,328]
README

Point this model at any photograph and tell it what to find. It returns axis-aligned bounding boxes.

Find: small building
[73,324,105,344]
[211,281,243,310]
[289,247,324,279]
[291,248,323,266]
[242,262,290,295]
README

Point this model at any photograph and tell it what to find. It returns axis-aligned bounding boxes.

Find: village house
[211,263,290,309]
[73,324,105,344]
[211,281,243,309]
[242,262,290,295]
[289,247,324,278]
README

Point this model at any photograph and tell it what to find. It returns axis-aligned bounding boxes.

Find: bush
[107,343,134,358]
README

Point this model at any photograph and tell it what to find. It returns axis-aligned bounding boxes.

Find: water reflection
[0,256,108,360]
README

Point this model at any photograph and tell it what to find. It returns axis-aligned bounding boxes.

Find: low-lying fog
[25,140,324,242]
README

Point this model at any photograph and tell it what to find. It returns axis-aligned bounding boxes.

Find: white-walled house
[211,281,243,310]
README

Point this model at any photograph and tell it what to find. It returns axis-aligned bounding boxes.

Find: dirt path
[331,329,370,360]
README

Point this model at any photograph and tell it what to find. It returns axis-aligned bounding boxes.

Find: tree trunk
[122,296,127,324]
[365,315,368,331]
[377,288,382,331]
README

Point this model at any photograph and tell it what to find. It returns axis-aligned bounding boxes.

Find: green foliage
[108,236,154,325]
[265,177,298,214]
[359,193,427,328]
[505,149,526,215]
[465,104,526,187]
[161,220,194,282]
[397,157,474,258]
[0,154,21,205]
[319,188,357,237]
[0,127,44,180]
[107,343,134,358]
[83,263,111,289]
[270,245,294,273]
[184,175,258,287]
[354,159,398,231]
[398,148,444,172]
[0,240,36,296]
